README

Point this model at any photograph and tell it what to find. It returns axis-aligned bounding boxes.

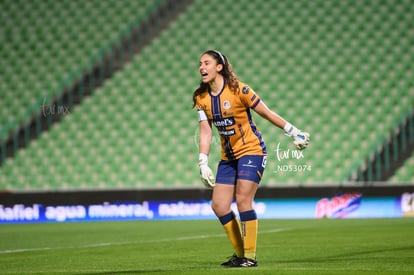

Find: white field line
[0,227,292,255]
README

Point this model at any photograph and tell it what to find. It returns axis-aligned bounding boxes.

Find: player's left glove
[284,122,310,150]
[198,153,215,188]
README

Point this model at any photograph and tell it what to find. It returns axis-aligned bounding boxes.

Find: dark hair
[192,50,239,108]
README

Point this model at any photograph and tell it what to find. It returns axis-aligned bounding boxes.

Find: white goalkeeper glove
[198,153,215,188]
[284,122,310,150]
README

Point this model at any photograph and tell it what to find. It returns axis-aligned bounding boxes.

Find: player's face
[199,54,222,83]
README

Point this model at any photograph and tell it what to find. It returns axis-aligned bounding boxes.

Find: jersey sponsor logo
[223,100,231,110]
[213,117,235,127]
[218,129,235,136]
[242,86,250,94]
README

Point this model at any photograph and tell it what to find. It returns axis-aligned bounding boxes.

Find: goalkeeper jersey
[195,81,267,160]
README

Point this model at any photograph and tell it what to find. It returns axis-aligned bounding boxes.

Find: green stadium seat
[0,0,413,190]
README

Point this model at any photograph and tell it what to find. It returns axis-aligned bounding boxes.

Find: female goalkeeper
[193,50,309,268]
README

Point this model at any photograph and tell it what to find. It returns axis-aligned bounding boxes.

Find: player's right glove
[284,122,310,150]
[198,153,215,188]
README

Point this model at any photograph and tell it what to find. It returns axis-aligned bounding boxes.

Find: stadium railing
[349,108,414,183]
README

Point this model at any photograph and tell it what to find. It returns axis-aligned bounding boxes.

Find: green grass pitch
[0,218,413,274]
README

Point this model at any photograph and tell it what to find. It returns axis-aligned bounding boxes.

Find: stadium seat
[0,0,413,190]
[0,0,156,140]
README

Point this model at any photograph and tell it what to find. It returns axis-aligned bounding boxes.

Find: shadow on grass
[276,245,414,264]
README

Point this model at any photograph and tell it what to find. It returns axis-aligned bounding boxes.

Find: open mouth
[201,71,208,77]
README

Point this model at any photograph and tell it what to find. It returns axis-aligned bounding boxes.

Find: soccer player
[193,50,309,267]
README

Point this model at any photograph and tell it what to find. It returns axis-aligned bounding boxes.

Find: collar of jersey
[208,78,226,97]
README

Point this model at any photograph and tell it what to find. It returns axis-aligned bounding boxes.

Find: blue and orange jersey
[195,81,267,160]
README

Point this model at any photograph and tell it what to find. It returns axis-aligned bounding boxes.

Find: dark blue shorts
[215,155,267,185]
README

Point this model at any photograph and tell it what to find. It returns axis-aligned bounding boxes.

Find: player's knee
[211,201,230,217]
[235,196,254,213]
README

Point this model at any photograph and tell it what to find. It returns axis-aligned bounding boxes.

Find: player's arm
[253,101,310,150]
[253,100,286,129]
[199,119,212,155]
[198,110,215,188]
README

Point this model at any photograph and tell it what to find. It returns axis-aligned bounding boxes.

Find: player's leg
[211,183,234,217]
[236,179,259,262]
[234,155,266,266]
[212,160,244,260]
[212,183,243,259]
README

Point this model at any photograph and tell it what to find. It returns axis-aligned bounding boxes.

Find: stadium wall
[1,185,413,223]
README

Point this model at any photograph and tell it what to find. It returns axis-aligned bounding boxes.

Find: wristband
[284,122,300,137]
[283,122,294,135]
[199,153,208,164]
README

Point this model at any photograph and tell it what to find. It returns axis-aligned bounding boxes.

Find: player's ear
[216,64,223,72]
